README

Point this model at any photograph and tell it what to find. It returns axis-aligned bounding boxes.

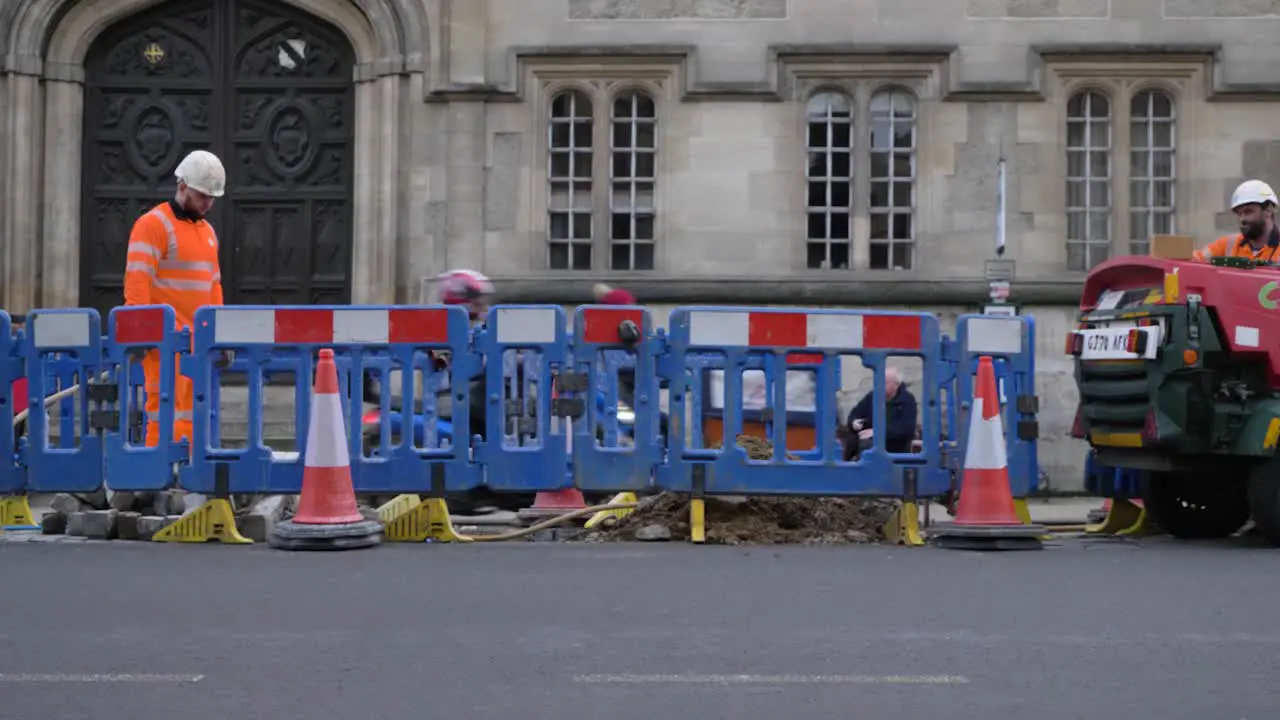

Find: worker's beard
[1243,218,1267,242]
[176,193,207,221]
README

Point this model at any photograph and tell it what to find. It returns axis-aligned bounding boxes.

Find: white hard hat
[1231,179,1278,210]
[174,150,226,198]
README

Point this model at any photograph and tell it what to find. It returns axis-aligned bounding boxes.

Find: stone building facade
[4,0,1280,487]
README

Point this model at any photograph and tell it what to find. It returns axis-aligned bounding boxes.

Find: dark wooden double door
[80,0,357,317]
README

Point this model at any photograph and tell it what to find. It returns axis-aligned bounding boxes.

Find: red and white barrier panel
[687,310,924,351]
[213,308,453,345]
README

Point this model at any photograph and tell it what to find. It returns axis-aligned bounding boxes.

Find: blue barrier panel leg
[655,307,954,545]
[23,310,107,497]
[570,306,661,496]
[931,355,1045,550]
[474,306,573,518]
[883,466,926,546]
[172,304,481,543]
[0,311,39,530]
[954,314,1043,533]
[104,305,190,495]
[370,308,486,542]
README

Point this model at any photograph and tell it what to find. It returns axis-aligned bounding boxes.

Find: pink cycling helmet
[428,268,495,320]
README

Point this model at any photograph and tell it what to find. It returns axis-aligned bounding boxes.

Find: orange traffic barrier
[931,356,1045,551]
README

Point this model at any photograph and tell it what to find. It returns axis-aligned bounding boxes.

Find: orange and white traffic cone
[270,348,383,551]
[931,356,1045,551]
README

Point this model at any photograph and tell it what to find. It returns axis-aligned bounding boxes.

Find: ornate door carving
[80,0,355,317]
[226,0,355,306]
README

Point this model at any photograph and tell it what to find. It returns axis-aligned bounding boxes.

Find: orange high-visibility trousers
[142,349,193,447]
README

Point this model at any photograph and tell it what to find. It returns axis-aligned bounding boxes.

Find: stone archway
[0,0,428,311]
[79,0,357,316]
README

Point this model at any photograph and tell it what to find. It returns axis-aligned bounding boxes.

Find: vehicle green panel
[1074,282,1246,460]
[1232,399,1280,457]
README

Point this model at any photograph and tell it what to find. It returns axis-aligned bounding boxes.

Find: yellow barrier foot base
[1,496,39,529]
[883,501,925,546]
[584,492,638,529]
[1085,498,1157,536]
[376,493,422,532]
[689,497,705,544]
[1114,506,1158,537]
[153,499,253,544]
[1012,498,1055,540]
[383,496,471,543]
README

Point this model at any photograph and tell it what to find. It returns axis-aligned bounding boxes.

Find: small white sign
[1077,326,1161,360]
[1235,325,1260,348]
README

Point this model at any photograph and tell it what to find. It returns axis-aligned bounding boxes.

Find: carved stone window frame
[525,58,678,275]
[782,56,942,277]
[1045,56,1204,273]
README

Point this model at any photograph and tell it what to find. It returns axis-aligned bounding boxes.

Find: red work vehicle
[1068,253,1280,543]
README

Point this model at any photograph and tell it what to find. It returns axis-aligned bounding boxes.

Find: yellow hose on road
[454,501,639,542]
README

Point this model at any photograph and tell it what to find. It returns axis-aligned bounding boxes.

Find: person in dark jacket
[839,367,918,460]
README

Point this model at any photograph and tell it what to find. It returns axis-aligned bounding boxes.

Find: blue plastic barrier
[1,312,18,494]
[951,314,1039,497]
[180,304,480,496]
[367,399,456,446]
[593,350,639,441]
[656,307,951,497]
[21,309,106,493]
[696,351,841,462]
[102,305,189,491]
[473,305,571,493]
[567,305,661,492]
[1083,449,1143,499]
[4,302,1044,508]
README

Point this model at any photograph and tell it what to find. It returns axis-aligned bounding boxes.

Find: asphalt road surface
[1,534,1278,720]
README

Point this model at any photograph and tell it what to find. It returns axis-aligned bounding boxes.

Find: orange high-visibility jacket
[1192,227,1280,263]
[123,201,223,326]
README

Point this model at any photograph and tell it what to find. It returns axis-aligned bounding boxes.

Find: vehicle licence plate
[1078,325,1162,360]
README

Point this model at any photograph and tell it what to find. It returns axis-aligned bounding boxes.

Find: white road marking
[572,673,968,685]
[0,673,204,683]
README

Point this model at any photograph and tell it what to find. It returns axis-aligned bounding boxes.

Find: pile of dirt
[582,434,900,545]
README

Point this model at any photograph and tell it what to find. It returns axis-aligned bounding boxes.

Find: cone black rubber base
[929,522,1046,551]
[269,519,384,551]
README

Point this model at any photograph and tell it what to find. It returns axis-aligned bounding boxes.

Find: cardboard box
[1149,234,1195,260]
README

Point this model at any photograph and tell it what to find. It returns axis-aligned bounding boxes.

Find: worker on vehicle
[1192,179,1280,262]
[123,149,227,448]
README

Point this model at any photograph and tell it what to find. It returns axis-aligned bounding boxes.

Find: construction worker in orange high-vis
[123,149,228,448]
[1191,179,1280,262]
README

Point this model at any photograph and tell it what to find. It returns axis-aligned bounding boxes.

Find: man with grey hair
[839,366,919,461]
